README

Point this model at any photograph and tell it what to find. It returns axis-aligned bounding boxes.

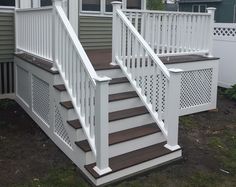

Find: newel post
[51,0,63,71]
[207,7,216,57]
[164,68,182,151]
[111,1,122,65]
[94,76,112,175]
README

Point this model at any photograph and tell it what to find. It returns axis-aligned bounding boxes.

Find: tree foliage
[147,0,165,10]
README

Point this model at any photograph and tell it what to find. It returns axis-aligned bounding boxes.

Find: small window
[127,0,141,9]
[105,0,122,12]
[192,5,199,12]
[200,5,207,13]
[0,0,15,6]
[41,0,52,7]
[192,4,207,13]
[82,0,101,11]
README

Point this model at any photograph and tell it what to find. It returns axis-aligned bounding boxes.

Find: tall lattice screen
[17,65,30,105]
[54,104,72,148]
[32,75,50,125]
[180,69,213,109]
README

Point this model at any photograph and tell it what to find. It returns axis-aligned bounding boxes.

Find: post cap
[95,76,112,82]
[206,7,216,12]
[168,68,183,73]
[111,1,123,8]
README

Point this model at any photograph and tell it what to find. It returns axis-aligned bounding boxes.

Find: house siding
[0,12,14,63]
[79,16,112,50]
[0,12,15,95]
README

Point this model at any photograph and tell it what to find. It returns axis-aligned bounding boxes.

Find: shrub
[224,85,236,101]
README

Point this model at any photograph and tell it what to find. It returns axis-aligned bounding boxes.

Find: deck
[15,50,219,74]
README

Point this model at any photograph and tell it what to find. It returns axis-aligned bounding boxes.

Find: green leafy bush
[224,85,236,101]
[147,0,164,10]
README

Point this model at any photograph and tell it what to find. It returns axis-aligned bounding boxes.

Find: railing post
[51,0,63,71]
[93,76,112,176]
[164,68,182,151]
[207,7,216,57]
[111,1,122,65]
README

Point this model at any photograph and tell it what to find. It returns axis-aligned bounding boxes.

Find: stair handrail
[112,2,182,151]
[52,1,111,175]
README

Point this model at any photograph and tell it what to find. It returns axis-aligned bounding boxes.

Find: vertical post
[207,7,216,57]
[164,68,182,151]
[68,0,79,35]
[111,1,122,65]
[51,0,63,71]
[93,77,112,176]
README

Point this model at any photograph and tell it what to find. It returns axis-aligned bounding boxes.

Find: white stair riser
[53,74,63,85]
[84,132,165,164]
[60,91,70,102]
[109,114,154,133]
[54,89,70,102]
[109,83,134,94]
[97,69,123,79]
[109,97,143,112]
[60,107,78,121]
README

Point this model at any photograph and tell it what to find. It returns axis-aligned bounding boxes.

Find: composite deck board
[109,91,138,102]
[109,106,148,122]
[85,142,179,178]
[86,49,219,70]
[109,77,129,85]
[60,101,74,110]
[75,123,161,152]
[54,84,66,92]
[67,119,82,129]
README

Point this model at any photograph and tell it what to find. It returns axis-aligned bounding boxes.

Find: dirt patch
[0,92,236,187]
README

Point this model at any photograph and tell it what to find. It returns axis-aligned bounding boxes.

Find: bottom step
[84,142,182,185]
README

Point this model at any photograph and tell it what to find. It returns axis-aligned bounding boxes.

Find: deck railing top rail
[123,9,211,16]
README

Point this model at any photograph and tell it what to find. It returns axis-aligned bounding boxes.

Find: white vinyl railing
[15,7,53,60]
[123,8,215,56]
[112,2,182,151]
[15,1,111,176]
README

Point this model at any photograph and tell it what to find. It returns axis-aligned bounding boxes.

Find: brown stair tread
[75,123,161,152]
[109,106,148,122]
[85,142,180,178]
[54,84,66,92]
[67,119,82,129]
[60,101,74,109]
[109,91,138,102]
[109,77,129,85]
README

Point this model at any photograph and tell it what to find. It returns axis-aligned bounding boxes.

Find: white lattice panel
[32,75,50,125]
[17,65,30,105]
[214,23,236,41]
[180,68,213,109]
[54,104,72,147]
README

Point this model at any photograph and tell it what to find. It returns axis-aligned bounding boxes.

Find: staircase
[53,63,182,185]
[14,1,217,186]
